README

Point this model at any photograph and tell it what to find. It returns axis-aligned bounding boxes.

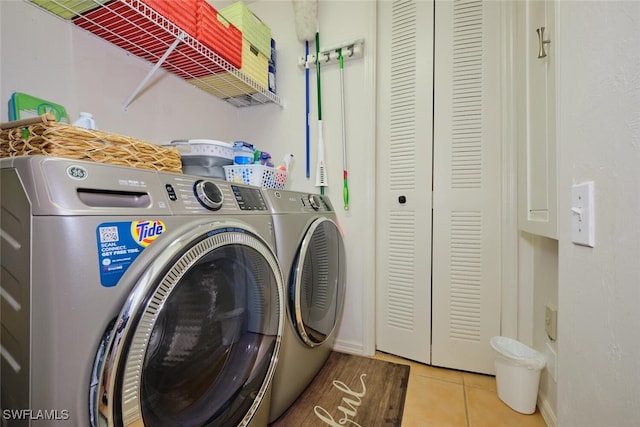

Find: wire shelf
[27,0,283,108]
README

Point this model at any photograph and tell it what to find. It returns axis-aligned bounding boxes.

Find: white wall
[556,1,640,425]
[1,0,376,354]
[524,233,558,421]
[237,0,377,354]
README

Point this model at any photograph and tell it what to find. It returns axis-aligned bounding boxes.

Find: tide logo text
[131,220,166,247]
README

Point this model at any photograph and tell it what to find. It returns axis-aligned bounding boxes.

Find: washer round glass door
[94,224,283,427]
[290,217,346,347]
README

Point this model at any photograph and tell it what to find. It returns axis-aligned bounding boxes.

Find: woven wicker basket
[0,114,182,173]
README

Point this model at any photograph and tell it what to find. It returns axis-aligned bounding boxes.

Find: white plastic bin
[490,336,546,414]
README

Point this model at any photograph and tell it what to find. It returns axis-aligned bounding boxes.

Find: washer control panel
[231,185,268,211]
[160,174,267,214]
[194,180,224,210]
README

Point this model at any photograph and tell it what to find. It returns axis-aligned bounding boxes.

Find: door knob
[536,26,551,59]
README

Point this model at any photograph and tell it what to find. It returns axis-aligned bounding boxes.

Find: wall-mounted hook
[347,45,354,57]
[536,26,551,59]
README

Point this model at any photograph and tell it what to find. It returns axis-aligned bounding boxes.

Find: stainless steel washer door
[290,218,346,347]
[93,223,283,427]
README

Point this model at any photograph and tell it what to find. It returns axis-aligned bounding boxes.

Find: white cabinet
[517,0,557,239]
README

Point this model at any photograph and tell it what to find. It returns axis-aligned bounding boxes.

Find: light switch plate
[571,181,595,247]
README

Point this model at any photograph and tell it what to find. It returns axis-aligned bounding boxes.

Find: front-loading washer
[261,190,346,423]
[0,155,283,427]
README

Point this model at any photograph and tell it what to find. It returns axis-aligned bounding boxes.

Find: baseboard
[332,338,367,356]
[538,395,557,427]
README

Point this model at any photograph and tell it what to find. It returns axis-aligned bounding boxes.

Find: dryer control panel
[262,189,334,214]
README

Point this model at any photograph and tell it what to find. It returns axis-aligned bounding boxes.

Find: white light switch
[571,181,595,247]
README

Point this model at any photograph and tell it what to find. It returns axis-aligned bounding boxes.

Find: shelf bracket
[123,32,185,111]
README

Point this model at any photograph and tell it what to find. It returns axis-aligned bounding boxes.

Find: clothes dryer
[262,190,346,423]
[0,156,283,427]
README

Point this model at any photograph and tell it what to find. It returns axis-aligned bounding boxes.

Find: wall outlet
[545,303,558,340]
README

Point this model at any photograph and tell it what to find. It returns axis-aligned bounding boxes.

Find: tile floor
[373,352,548,427]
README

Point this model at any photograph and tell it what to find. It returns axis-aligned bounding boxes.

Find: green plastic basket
[30,0,108,19]
[220,1,271,57]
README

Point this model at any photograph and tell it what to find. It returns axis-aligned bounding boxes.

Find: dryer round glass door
[93,224,283,427]
[290,218,346,347]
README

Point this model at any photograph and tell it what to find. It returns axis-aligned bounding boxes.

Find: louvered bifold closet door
[375,0,434,364]
[431,0,501,375]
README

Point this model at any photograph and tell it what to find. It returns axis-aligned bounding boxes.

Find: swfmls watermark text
[2,409,70,421]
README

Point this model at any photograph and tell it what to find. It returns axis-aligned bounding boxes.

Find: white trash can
[489,336,546,415]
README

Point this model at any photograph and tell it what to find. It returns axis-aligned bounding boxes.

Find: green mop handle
[315,32,322,121]
[339,49,349,210]
[343,170,349,210]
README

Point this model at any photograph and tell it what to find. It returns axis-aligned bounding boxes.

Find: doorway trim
[499,0,519,339]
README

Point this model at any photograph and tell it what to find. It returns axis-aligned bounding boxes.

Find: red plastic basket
[142,0,197,37]
[74,1,176,58]
[73,0,225,79]
[196,1,242,69]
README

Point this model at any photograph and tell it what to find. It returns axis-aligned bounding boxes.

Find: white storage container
[169,139,233,179]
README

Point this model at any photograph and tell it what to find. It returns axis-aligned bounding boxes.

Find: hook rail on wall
[298,39,365,68]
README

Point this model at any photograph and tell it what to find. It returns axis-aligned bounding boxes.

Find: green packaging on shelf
[8,92,68,123]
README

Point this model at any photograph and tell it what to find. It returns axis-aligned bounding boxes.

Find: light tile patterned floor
[374,352,547,427]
